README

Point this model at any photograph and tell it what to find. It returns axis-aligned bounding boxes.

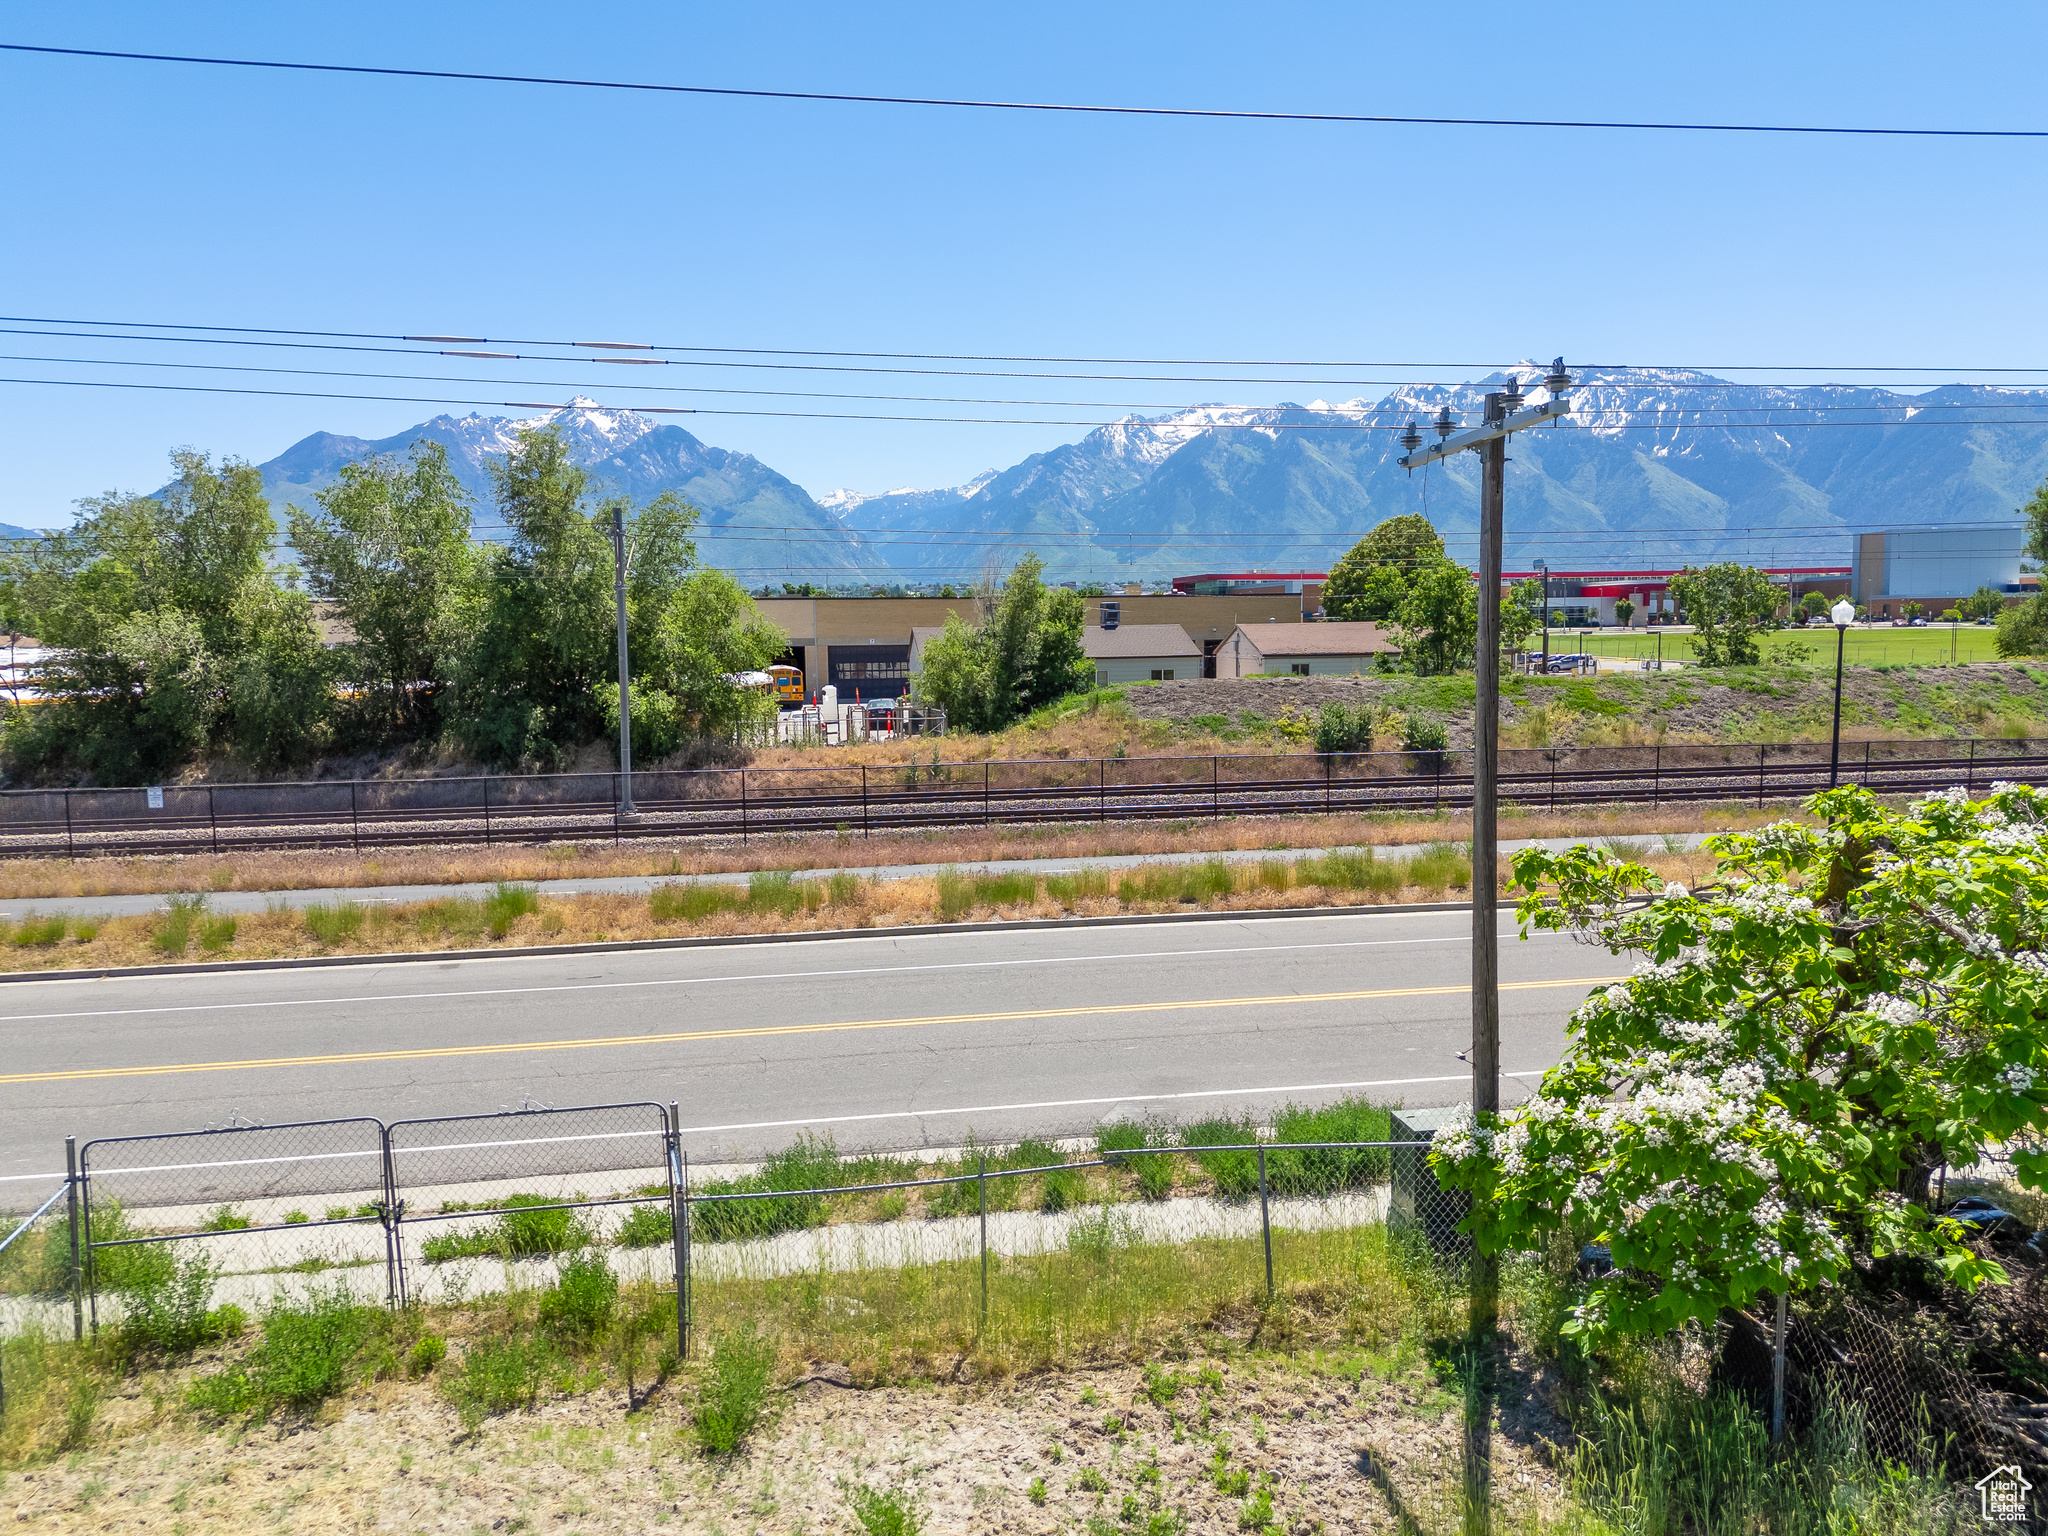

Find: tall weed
[692,1326,775,1454]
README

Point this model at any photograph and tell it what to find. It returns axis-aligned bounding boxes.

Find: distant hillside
[246,398,877,575]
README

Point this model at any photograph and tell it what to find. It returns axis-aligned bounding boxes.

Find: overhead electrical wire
[6,373,2048,431]
[7,315,2048,384]
[4,43,2045,141]
[7,351,2045,420]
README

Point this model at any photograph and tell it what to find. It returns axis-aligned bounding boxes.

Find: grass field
[1550,623,2004,668]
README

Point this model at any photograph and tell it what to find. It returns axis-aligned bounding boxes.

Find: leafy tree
[1323,515,1445,622]
[1965,584,2005,622]
[1996,598,2048,658]
[1903,599,1924,621]
[288,441,474,740]
[1434,785,2046,1342]
[1390,559,1478,676]
[910,556,1089,730]
[2021,476,2048,566]
[1613,596,1636,629]
[1941,607,1964,624]
[1500,577,1544,652]
[1797,591,1830,624]
[1,452,325,781]
[1668,562,1778,667]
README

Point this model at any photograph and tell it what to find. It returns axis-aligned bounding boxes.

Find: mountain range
[228,371,2048,581]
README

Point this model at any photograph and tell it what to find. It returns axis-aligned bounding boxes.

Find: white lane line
[0,928,1514,1026]
[676,1070,1552,1137]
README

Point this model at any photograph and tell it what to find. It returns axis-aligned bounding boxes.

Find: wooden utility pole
[1397,359,1574,1347]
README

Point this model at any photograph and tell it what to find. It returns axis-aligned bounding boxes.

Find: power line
[5,43,2045,141]
[12,351,2047,419]
[9,315,2048,380]
[9,373,2048,431]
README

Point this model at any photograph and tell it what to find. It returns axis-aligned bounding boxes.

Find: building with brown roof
[1217,621,1399,678]
[1082,623,1201,685]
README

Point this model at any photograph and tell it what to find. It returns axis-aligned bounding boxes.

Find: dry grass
[0,1226,1570,1534]
[0,847,1707,973]
[0,802,1796,902]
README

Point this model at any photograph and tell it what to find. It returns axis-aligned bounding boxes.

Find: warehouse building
[1216,621,1399,678]
[1083,623,1202,684]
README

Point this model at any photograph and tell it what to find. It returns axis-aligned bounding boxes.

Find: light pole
[611,504,637,820]
[1828,598,1856,787]
[1533,558,1549,674]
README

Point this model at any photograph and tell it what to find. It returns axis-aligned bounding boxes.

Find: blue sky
[2,1,2044,525]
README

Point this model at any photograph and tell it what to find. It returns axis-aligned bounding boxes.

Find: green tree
[1613,595,1637,629]
[909,556,1090,730]
[1668,562,1778,667]
[1797,591,1829,624]
[1390,559,1478,676]
[1996,597,2048,657]
[1964,584,2004,622]
[1323,515,1445,622]
[1500,577,1544,652]
[1433,784,2046,1341]
[1902,599,1924,621]
[288,441,474,740]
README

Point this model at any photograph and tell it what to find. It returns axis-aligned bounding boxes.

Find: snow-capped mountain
[216,370,2048,583]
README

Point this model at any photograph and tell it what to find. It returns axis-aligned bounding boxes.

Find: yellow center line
[0,975,1622,1086]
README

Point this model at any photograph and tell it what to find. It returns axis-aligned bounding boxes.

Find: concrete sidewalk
[0,832,1706,921]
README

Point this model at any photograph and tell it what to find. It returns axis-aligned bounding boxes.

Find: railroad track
[3,740,2042,858]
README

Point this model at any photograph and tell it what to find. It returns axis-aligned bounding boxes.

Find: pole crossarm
[1397,396,1569,469]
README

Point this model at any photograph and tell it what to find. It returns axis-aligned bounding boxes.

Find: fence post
[63,789,73,861]
[65,1136,82,1342]
[978,1156,989,1335]
[983,762,990,827]
[680,1149,693,1358]
[1653,744,1661,808]
[668,1102,688,1361]
[862,767,869,839]
[1757,745,1766,808]
[1099,758,1105,823]
[208,787,219,855]
[1864,739,1871,786]
[1256,1144,1273,1300]
[483,776,493,847]
[1967,738,1976,795]
[1324,753,1332,816]
[740,768,748,844]
[382,1122,405,1310]
[1212,757,1220,820]
[1770,1290,1789,1445]
[350,780,360,854]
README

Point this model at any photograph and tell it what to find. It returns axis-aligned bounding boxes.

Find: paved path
[0,833,1704,921]
[0,905,1612,1186]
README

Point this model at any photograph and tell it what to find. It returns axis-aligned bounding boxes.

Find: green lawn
[1542,623,2006,668]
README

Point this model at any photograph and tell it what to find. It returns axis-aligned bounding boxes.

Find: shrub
[407,1334,447,1376]
[419,1195,591,1263]
[693,1327,775,1454]
[114,1249,226,1360]
[692,1134,840,1241]
[189,1287,380,1417]
[1045,867,1113,903]
[847,1481,925,1536]
[11,913,67,948]
[303,900,366,945]
[649,882,738,924]
[153,894,208,954]
[935,866,974,920]
[826,871,861,904]
[198,915,238,952]
[1401,710,1449,754]
[1265,1098,1392,1195]
[482,882,539,937]
[613,1204,673,1248]
[539,1251,618,1343]
[447,1334,554,1432]
[1181,1113,1260,1200]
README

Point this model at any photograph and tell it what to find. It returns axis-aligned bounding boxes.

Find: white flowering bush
[1431,783,2048,1339]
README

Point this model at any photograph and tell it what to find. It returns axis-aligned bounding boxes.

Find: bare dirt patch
[1,1353,1569,1533]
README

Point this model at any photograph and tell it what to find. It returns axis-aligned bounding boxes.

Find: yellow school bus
[767,664,805,707]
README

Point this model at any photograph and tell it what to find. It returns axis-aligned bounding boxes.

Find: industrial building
[1082,623,1203,684]
[757,591,1304,700]
[1850,525,2036,618]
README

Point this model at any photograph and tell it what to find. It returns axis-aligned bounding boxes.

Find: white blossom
[1999,1063,2038,1094]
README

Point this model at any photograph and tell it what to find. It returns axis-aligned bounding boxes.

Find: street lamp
[1533,558,1550,674]
[1828,598,1856,787]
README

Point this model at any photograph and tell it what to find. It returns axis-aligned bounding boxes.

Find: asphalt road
[0,907,1615,1192]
